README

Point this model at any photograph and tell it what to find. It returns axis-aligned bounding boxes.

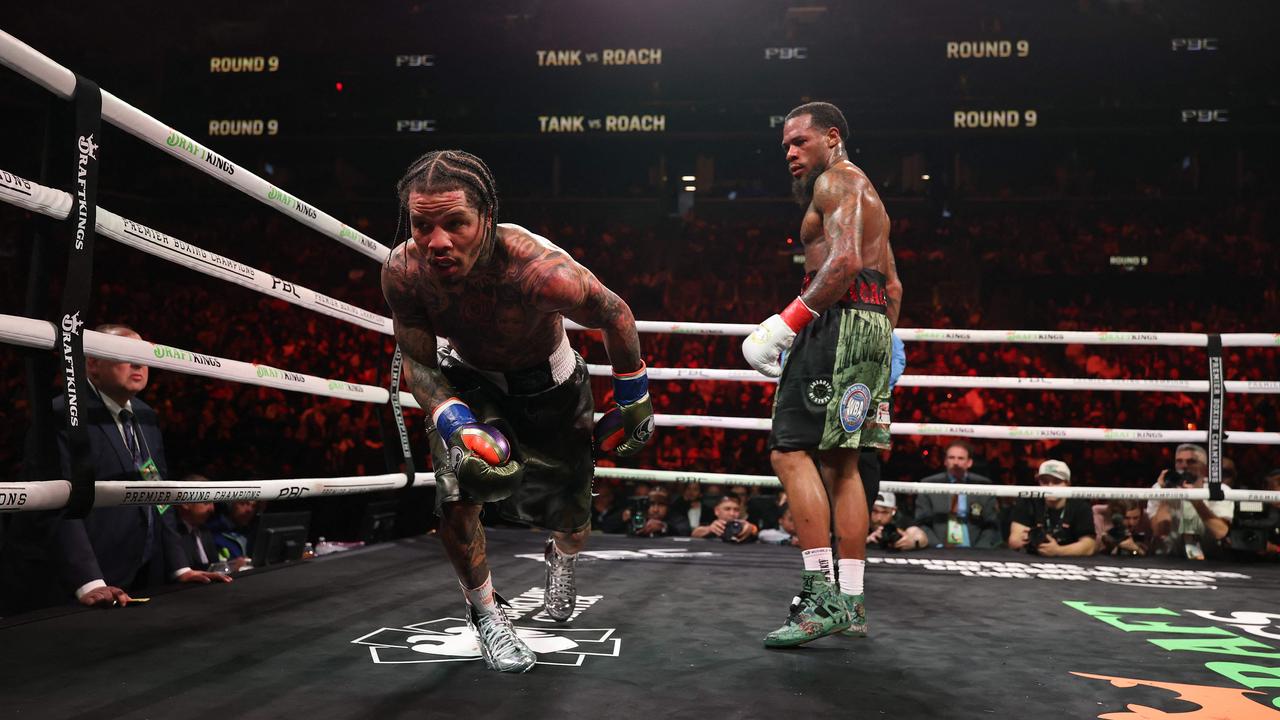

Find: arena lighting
[681,175,696,181]
[921,174,931,180]
[683,185,696,191]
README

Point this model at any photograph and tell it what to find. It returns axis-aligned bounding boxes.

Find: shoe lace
[478,607,523,657]
[546,553,575,605]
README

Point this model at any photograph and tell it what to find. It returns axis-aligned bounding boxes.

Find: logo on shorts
[839,383,871,432]
[805,379,834,406]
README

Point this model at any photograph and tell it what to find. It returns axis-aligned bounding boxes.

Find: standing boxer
[743,103,902,647]
[382,150,654,672]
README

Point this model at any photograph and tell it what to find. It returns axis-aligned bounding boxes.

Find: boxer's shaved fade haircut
[395,149,500,265]
[785,101,849,142]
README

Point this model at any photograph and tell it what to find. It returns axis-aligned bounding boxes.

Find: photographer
[1098,500,1154,557]
[866,492,925,551]
[691,495,759,543]
[632,489,681,538]
[1007,460,1097,557]
[1147,444,1234,560]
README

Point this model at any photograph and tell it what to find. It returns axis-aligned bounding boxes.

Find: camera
[722,519,744,542]
[878,525,902,550]
[1106,513,1127,544]
[627,496,650,536]
[1164,468,1196,488]
[1228,503,1280,553]
[1025,524,1069,555]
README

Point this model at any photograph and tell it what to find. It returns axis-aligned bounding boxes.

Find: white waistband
[436,331,576,394]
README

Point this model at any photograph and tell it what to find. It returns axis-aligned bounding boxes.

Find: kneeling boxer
[382,150,653,673]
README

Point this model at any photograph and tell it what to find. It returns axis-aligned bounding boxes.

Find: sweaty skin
[795,163,896,320]
[775,113,904,565]
[381,189,643,586]
[382,195,642,415]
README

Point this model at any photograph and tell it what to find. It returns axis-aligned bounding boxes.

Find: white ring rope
[5,470,1276,513]
[0,169,393,335]
[0,313,420,408]
[0,473,437,513]
[569,323,1280,347]
[0,30,388,262]
[585,364,1280,394]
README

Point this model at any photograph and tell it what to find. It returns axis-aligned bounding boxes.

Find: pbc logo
[276,486,309,500]
[1181,109,1229,123]
[1171,38,1218,51]
[395,54,436,67]
[270,276,301,298]
[396,119,437,133]
[764,47,807,60]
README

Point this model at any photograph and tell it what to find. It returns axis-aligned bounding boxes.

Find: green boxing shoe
[763,570,851,648]
[840,593,868,637]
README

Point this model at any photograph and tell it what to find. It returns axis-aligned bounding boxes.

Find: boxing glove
[433,398,523,503]
[742,297,819,377]
[594,363,655,457]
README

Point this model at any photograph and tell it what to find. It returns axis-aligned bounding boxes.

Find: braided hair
[394,149,500,266]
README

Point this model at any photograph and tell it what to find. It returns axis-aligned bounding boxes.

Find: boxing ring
[4,28,1280,719]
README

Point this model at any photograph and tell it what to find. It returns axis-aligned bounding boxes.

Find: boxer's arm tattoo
[518,233,644,373]
[404,354,455,417]
[803,174,866,312]
[382,255,456,416]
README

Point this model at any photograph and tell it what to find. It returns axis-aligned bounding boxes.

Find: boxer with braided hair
[382,149,654,673]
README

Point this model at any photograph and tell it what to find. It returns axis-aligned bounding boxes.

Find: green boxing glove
[594,364,656,458]
[434,398,524,503]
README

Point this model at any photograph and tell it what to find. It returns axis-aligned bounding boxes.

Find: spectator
[866,492,917,550]
[691,495,758,543]
[207,500,260,569]
[589,482,626,534]
[1148,444,1234,559]
[669,482,711,531]
[1097,499,1154,557]
[633,489,679,538]
[1008,460,1098,556]
[760,504,800,546]
[911,441,1001,549]
[174,485,220,571]
[0,325,228,614]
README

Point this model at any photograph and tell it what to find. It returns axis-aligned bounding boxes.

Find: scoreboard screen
[154,2,1276,141]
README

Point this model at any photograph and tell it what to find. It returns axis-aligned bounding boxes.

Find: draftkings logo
[351,586,621,668]
[60,311,85,427]
[1067,602,1280,717]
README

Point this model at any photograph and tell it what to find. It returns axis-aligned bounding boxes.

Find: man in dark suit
[174,484,220,572]
[1,324,228,614]
[908,440,1002,550]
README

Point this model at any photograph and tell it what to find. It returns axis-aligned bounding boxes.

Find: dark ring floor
[3,529,1280,719]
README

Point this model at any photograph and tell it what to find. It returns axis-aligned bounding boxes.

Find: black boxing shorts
[770,269,893,452]
[427,334,594,533]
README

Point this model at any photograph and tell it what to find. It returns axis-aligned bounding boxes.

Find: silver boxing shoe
[467,598,536,673]
[543,538,577,622]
